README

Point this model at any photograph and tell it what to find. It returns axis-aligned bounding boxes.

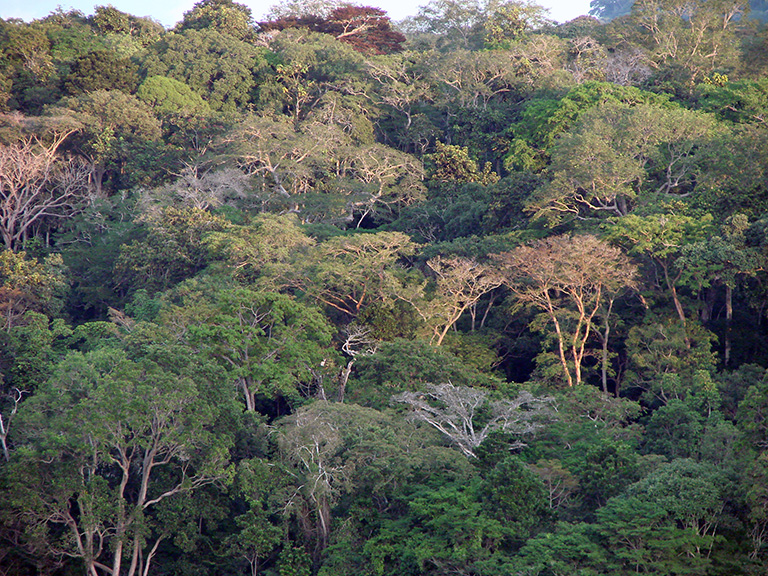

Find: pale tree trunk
[600,299,615,396]
[242,378,256,412]
[546,293,574,388]
[662,262,690,349]
[725,284,733,366]
[338,359,353,403]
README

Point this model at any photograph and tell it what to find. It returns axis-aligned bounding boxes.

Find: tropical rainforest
[3,0,768,574]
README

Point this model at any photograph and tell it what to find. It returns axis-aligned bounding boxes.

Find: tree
[0,120,90,249]
[511,521,608,576]
[676,220,764,365]
[0,19,59,114]
[3,334,234,576]
[276,402,377,553]
[162,286,335,411]
[135,75,212,117]
[626,459,731,560]
[204,214,315,288]
[595,496,700,574]
[91,5,164,44]
[62,49,139,95]
[265,0,347,19]
[366,51,433,132]
[392,382,553,458]
[403,255,502,346]
[620,0,749,88]
[260,6,406,55]
[426,142,499,186]
[50,90,162,194]
[744,451,768,561]
[528,102,720,222]
[606,212,714,349]
[141,28,268,113]
[115,207,228,294]
[176,0,258,41]
[0,250,66,331]
[403,0,550,50]
[495,234,637,387]
[299,231,417,320]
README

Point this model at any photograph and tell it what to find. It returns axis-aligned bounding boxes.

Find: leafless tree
[0,128,90,249]
[392,383,554,458]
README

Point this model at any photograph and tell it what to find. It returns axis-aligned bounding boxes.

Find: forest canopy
[3,0,768,574]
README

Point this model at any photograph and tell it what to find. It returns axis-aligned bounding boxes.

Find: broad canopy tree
[496,234,637,388]
[162,285,335,411]
[3,331,235,576]
[392,382,553,458]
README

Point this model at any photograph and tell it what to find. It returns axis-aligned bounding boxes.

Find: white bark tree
[392,383,553,458]
[0,129,91,249]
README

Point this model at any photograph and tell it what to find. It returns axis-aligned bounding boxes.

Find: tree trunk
[242,378,255,412]
[663,263,690,348]
[338,359,353,403]
[601,299,615,395]
[549,310,574,387]
[725,284,733,366]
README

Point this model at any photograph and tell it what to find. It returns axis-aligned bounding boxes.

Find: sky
[0,0,592,28]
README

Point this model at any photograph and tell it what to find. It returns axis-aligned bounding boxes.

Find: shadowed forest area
[3,0,768,574]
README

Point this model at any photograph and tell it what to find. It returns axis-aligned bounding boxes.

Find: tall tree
[49,90,162,194]
[528,101,720,222]
[403,255,502,346]
[176,0,258,41]
[161,286,335,411]
[495,234,637,387]
[260,6,406,55]
[3,333,235,576]
[299,231,417,320]
[141,28,268,113]
[619,0,749,88]
[0,118,90,249]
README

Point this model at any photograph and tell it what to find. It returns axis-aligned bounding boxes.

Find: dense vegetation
[3,0,768,574]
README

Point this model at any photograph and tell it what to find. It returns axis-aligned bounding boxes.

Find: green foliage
[0,250,67,330]
[49,89,163,192]
[511,521,607,576]
[142,28,268,112]
[3,332,236,574]
[2,4,768,575]
[162,285,335,410]
[624,316,718,401]
[351,338,504,407]
[696,78,768,124]
[644,398,704,458]
[426,141,499,185]
[176,0,257,41]
[62,49,139,95]
[404,0,550,50]
[136,75,211,116]
[480,456,550,540]
[2,311,71,392]
[509,81,672,163]
[116,206,228,295]
[530,102,720,221]
[91,5,164,43]
[59,197,138,320]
